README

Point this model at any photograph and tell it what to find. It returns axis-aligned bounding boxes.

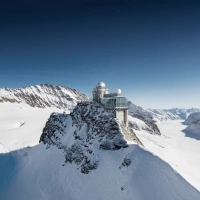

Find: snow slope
[0,103,62,153]
[0,103,199,200]
[135,120,200,191]
[1,144,200,200]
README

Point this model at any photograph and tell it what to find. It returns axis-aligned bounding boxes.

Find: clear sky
[0,0,200,109]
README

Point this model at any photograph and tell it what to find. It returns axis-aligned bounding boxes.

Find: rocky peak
[39,102,132,174]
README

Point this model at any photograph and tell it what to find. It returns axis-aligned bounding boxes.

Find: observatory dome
[117,89,122,94]
[98,82,106,88]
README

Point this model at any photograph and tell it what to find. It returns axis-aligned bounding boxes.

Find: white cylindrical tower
[93,82,107,103]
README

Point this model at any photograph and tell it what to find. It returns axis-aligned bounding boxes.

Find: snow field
[0,103,63,153]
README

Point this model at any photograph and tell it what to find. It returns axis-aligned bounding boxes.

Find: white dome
[97,82,106,88]
[117,89,122,94]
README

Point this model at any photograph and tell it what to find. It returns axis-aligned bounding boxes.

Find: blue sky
[0,0,200,108]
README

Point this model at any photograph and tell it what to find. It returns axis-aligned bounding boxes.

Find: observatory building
[93,82,128,126]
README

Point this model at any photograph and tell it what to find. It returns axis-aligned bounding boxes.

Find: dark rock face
[0,84,89,109]
[40,102,128,174]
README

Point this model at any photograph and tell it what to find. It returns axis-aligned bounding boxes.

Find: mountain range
[0,84,89,110]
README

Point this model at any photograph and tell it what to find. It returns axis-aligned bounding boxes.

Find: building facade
[93,82,128,126]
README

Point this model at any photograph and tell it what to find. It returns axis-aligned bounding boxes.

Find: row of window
[100,97,128,109]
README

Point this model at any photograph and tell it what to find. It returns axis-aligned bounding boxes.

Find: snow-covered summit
[0,84,89,110]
